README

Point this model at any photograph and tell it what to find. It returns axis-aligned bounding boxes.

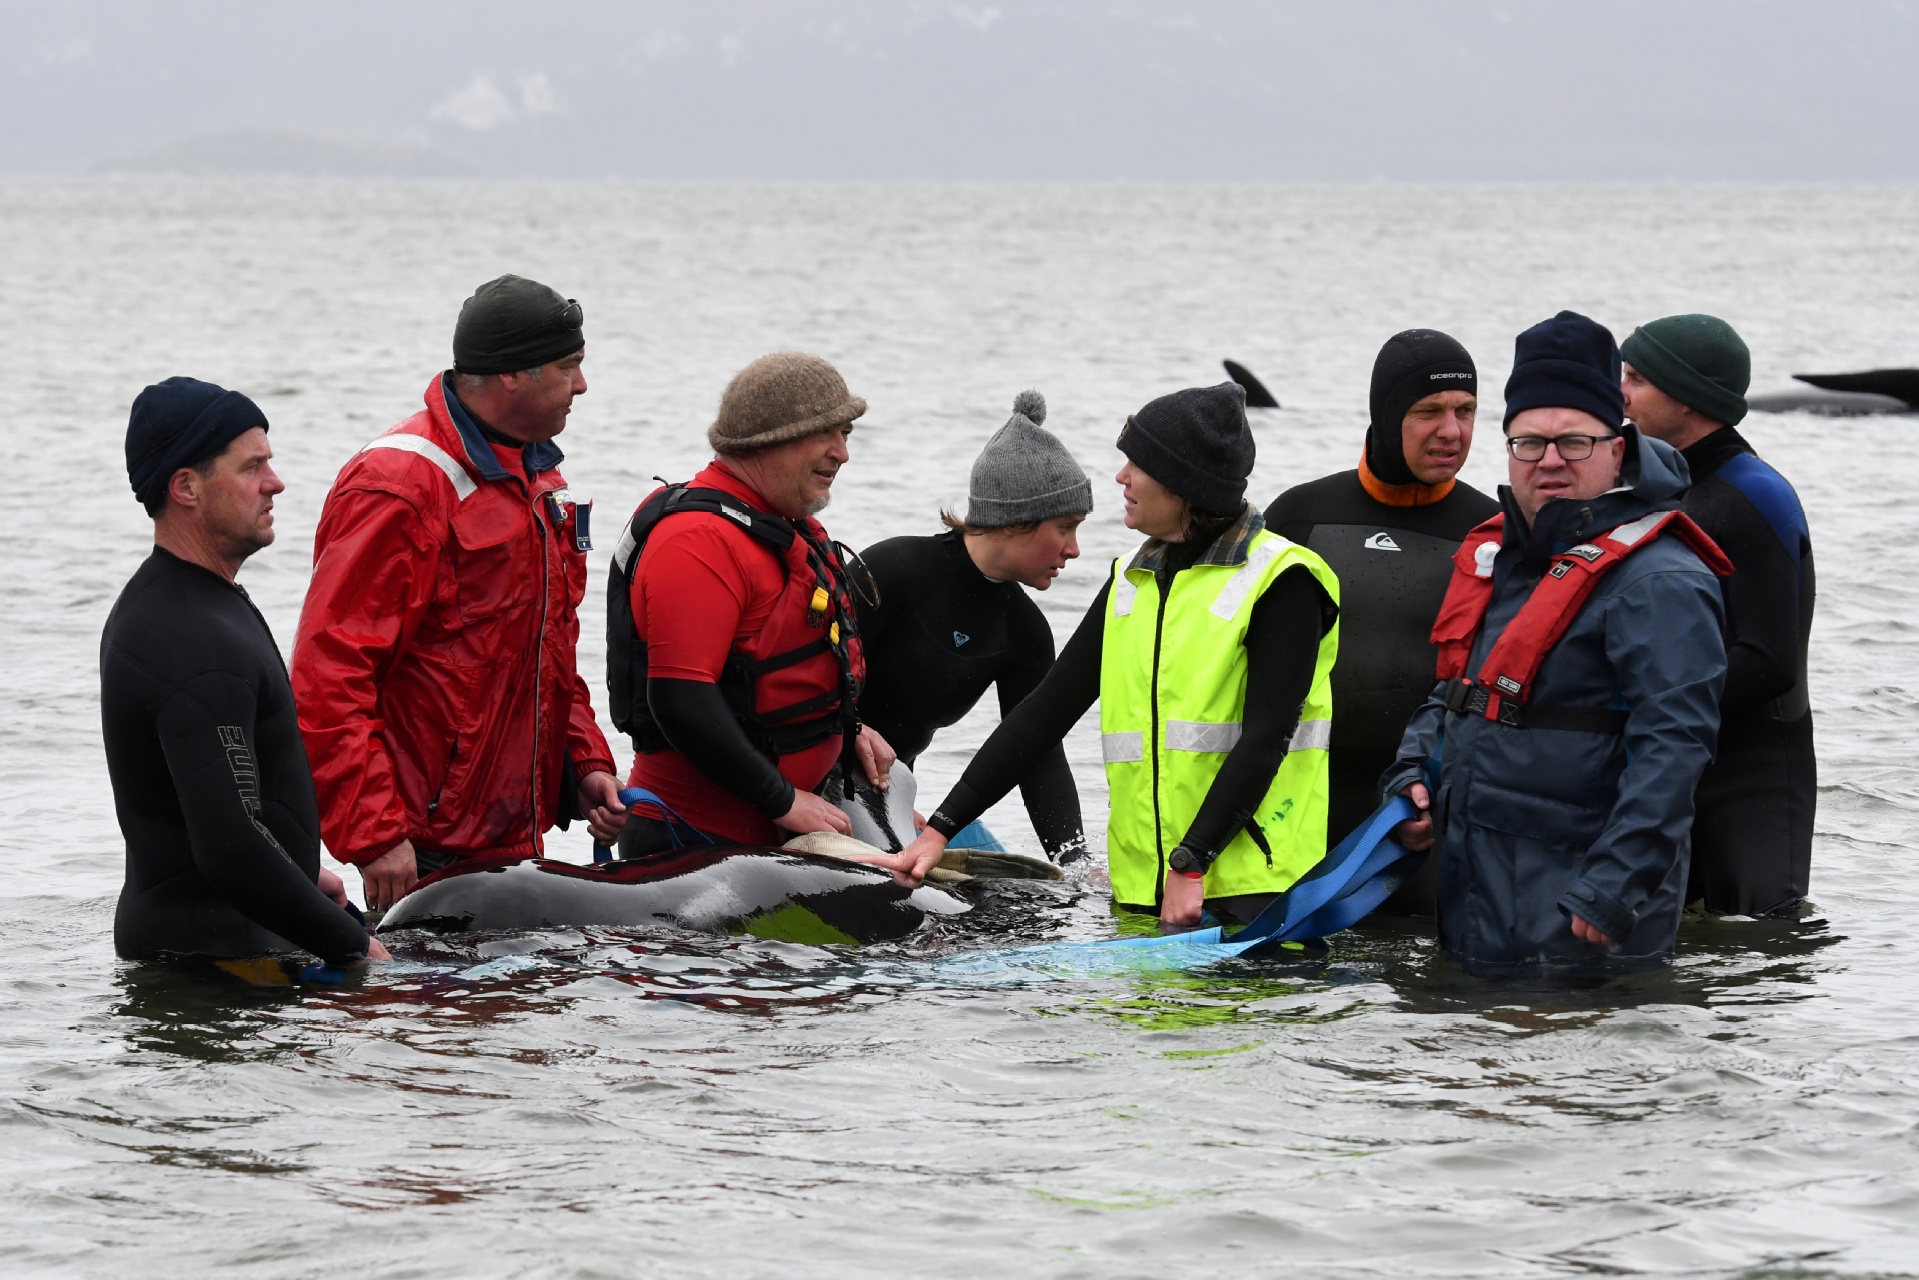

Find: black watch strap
[1168,844,1212,874]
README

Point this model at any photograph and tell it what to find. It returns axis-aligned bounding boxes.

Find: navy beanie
[1117,382,1254,516]
[1367,329,1477,485]
[126,377,268,509]
[1502,311,1624,431]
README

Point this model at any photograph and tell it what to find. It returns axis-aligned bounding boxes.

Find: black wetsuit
[102,548,370,965]
[1677,427,1817,916]
[857,531,1085,857]
[925,546,1335,918]
[1264,472,1499,878]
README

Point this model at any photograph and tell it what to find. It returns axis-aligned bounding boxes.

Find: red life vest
[607,484,868,760]
[1432,509,1734,727]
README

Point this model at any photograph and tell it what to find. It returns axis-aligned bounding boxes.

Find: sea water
[1,179,1917,1277]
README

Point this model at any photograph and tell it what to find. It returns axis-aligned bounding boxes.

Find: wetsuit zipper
[1149,574,1170,905]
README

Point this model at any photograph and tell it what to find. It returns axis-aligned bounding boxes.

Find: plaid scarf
[1125,501,1264,576]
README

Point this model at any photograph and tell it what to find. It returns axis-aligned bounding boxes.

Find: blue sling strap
[593,786,718,861]
[938,794,1423,979]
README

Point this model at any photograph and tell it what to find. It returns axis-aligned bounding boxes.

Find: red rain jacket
[291,374,616,866]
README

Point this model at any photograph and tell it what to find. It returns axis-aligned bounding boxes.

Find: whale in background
[1750,368,1918,415]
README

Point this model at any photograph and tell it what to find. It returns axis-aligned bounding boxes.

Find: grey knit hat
[965,391,1093,527]
[709,352,867,455]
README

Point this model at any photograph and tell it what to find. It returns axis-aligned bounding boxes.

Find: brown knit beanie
[708,352,868,455]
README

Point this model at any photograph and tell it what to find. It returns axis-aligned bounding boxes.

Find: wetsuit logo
[1363,533,1401,552]
[953,631,970,647]
[219,725,295,863]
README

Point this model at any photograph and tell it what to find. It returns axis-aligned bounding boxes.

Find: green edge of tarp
[736,903,859,946]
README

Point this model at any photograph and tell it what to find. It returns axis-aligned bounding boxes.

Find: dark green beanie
[1620,314,1750,427]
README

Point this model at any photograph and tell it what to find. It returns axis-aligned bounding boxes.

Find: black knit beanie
[1366,329,1477,485]
[1503,310,1624,430]
[126,376,269,510]
[1117,382,1254,516]
[453,274,585,375]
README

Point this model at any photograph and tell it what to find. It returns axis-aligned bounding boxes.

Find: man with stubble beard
[105,377,386,973]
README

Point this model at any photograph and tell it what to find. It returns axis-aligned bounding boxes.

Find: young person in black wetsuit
[1263,330,1499,913]
[890,384,1340,929]
[858,391,1090,861]
[1621,315,1817,917]
[104,378,384,972]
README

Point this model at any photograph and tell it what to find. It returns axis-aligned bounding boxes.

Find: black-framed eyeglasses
[553,299,583,331]
[1506,433,1616,462]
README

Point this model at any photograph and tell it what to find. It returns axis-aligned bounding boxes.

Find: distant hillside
[91,129,475,178]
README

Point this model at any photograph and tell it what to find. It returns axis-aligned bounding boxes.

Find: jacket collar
[436,372,566,482]
[1127,501,1264,575]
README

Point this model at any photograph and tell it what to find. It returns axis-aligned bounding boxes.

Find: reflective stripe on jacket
[1099,529,1340,903]
[291,374,615,865]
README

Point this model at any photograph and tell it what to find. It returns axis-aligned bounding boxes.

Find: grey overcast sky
[6,0,1918,180]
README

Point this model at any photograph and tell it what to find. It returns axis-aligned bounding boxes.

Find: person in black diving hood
[857,391,1089,860]
[1621,314,1816,917]
[1263,330,1499,910]
[104,377,386,973]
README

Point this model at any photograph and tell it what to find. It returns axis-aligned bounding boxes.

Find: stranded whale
[379,845,967,944]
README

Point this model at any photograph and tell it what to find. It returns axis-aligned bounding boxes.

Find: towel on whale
[790,761,1062,883]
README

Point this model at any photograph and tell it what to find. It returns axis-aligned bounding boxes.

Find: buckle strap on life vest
[1441,676,1628,735]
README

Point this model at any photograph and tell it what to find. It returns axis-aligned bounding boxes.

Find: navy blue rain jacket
[1383,427,1727,968]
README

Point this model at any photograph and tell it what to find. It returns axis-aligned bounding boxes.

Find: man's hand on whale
[579,769,629,845]
[771,726,898,839]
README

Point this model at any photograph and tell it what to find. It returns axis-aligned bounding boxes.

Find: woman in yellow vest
[891,383,1340,927]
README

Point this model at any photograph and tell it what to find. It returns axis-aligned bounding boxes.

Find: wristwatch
[1167,845,1211,878]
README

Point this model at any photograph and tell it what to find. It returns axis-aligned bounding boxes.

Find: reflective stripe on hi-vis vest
[1099,530,1341,905]
[1431,509,1734,727]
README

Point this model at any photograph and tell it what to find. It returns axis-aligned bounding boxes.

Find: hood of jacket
[1496,424,1694,569]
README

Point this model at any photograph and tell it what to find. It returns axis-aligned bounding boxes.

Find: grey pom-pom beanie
[964,390,1093,527]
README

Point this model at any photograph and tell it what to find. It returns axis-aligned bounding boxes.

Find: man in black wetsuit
[103,377,382,972]
[858,391,1088,860]
[1263,330,1499,909]
[1622,314,1817,917]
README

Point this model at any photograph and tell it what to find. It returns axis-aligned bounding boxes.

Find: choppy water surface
[2,180,1917,1277]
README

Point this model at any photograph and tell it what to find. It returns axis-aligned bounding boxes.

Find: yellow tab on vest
[830,621,840,644]
[811,587,830,612]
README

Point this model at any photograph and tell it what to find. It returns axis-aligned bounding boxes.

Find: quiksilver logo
[1364,532,1401,552]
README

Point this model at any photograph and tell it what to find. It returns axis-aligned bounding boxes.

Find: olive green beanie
[1620,314,1751,427]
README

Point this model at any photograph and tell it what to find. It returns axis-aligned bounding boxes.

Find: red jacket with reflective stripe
[290,375,615,865]
[1433,509,1734,721]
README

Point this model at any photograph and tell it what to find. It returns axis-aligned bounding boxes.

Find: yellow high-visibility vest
[1099,530,1340,905]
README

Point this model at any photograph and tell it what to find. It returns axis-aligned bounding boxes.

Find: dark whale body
[1750,369,1919,416]
[1795,368,1919,407]
[378,846,968,944]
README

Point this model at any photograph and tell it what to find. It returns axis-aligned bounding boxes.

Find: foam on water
[2,179,1917,1277]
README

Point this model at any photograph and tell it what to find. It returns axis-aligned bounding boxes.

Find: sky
[6,0,1919,180]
